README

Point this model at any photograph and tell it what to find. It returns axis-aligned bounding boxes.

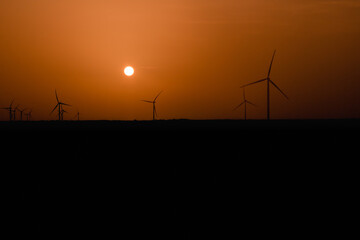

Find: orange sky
[1,0,360,120]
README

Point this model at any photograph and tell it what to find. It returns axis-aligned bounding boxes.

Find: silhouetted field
[1,119,358,239]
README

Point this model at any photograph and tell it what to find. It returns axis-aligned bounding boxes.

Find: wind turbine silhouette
[240,50,289,120]
[50,90,71,120]
[72,108,80,121]
[13,105,20,121]
[141,91,163,120]
[25,109,32,121]
[233,88,256,120]
[18,107,27,121]
[1,99,15,121]
[60,108,67,120]
[73,111,80,121]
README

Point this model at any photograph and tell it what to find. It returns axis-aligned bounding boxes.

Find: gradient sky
[1,0,360,120]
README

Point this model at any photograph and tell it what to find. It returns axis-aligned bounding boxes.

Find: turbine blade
[240,78,267,88]
[141,100,153,103]
[233,102,245,111]
[246,100,256,107]
[153,90,163,102]
[243,88,246,100]
[10,99,14,108]
[61,103,71,107]
[267,50,276,78]
[50,104,59,114]
[55,90,59,103]
[270,80,289,100]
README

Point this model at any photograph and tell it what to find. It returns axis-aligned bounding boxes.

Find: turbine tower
[50,90,71,120]
[1,99,15,121]
[233,88,256,120]
[141,91,163,120]
[240,50,289,120]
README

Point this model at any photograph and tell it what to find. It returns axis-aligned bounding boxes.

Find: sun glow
[124,66,134,76]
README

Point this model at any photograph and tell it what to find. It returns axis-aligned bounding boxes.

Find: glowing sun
[124,66,134,76]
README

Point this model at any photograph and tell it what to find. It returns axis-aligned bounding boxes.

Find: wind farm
[0,50,357,125]
[0,51,289,122]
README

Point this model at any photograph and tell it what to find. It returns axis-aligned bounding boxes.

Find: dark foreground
[1,119,358,239]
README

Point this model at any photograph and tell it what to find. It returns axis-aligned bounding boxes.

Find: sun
[124,66,134,76]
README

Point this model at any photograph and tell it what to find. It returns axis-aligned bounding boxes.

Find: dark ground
[1,119,358,239]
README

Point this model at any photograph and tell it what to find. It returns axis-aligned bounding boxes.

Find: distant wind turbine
[60,108,67,120]
[233,88,256,120]
[25,109,32,121]
[240,50,289,120]
[13,105,20,121]
[50,90,71,120]
[141,91,163,120]
[1,99,15,121]
[73,111,80,121]
[18,107,27,121]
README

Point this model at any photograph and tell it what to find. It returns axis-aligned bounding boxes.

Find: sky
[1,0,360,120]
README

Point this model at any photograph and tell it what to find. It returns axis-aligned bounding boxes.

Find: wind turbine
[60,108,67,120]
[240,50,289,120]
[18,107,27,121]
[1,99,15,121]
[13,105,20,121]
[50,90,71,120]
[141,91,163,120]
[73,111,80,121]
[72,108,80,121]
[233,88,256,120]
[25,109,32,121]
